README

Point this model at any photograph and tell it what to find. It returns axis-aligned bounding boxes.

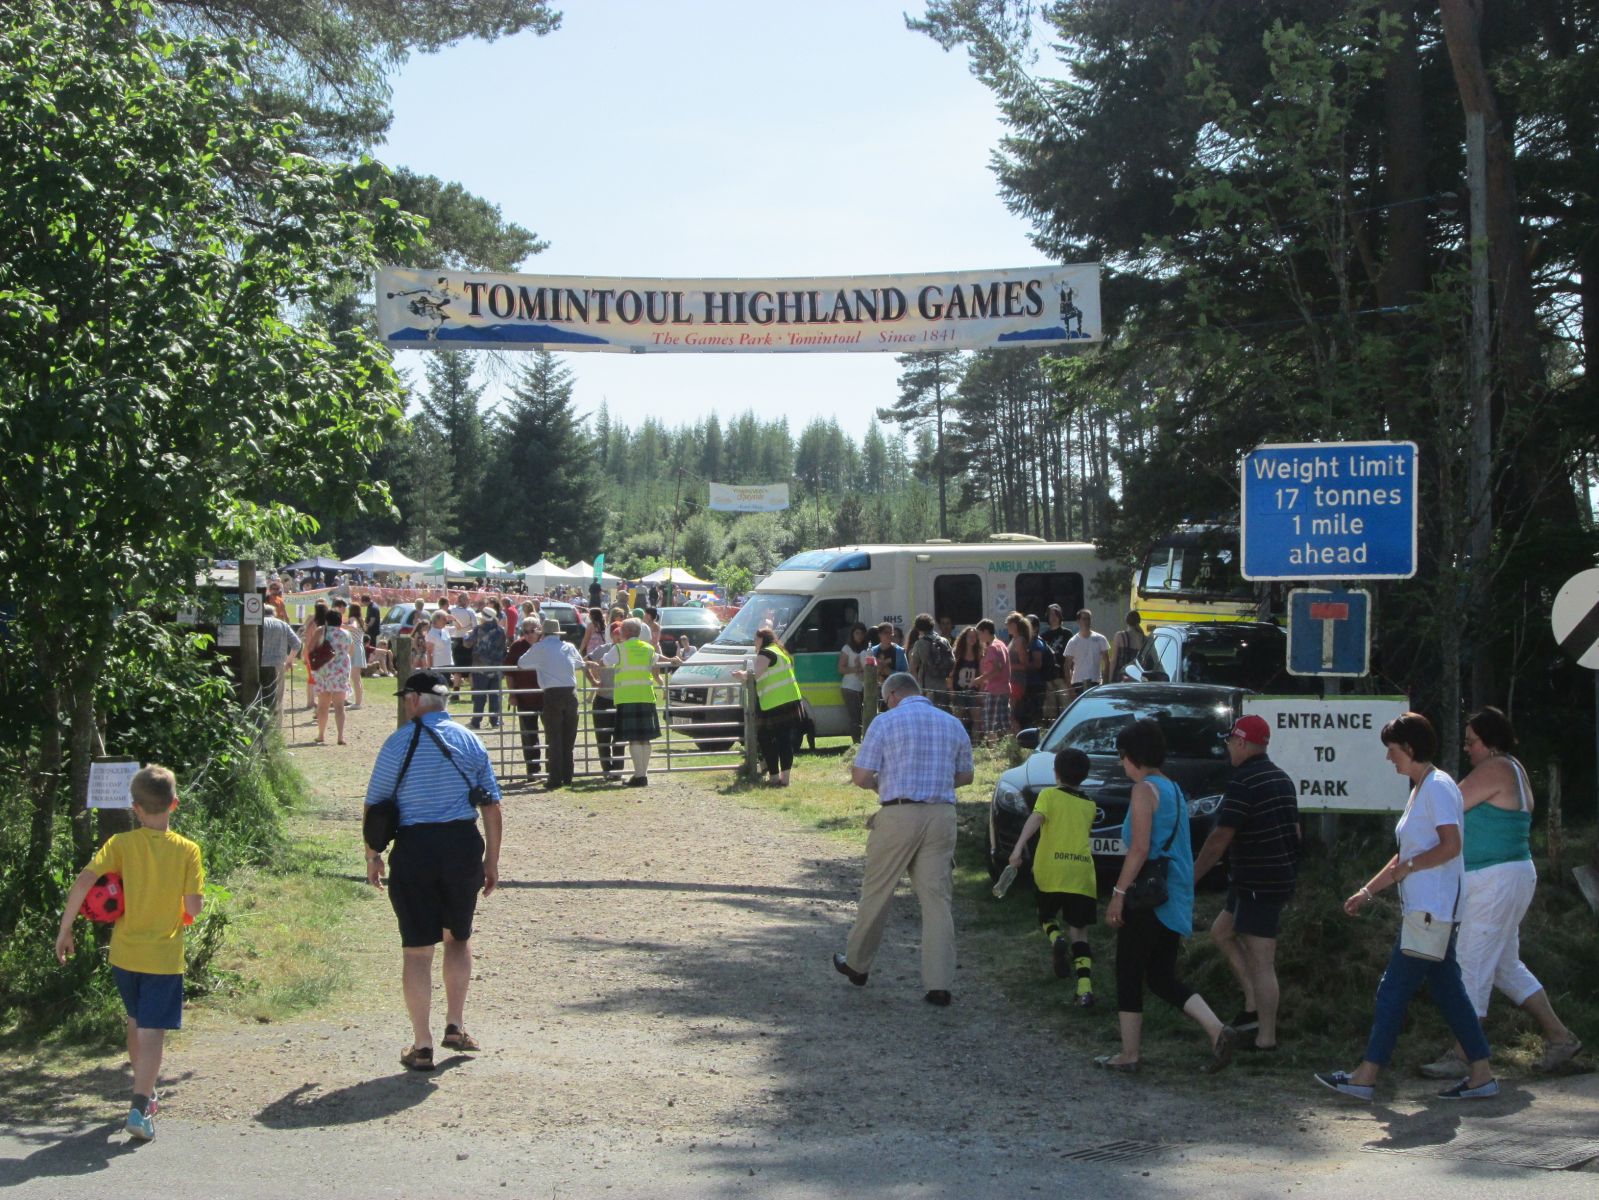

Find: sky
[379,0,1045,440]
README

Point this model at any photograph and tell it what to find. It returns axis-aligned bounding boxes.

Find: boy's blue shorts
[112,967,184,1030]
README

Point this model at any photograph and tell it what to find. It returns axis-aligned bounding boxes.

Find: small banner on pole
[377,264,1100,354]
[709,483,791,513]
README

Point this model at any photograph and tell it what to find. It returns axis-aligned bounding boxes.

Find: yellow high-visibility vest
[756,644,802,710]
[613,638,657,705]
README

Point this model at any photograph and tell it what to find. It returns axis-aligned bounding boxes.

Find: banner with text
[377,265,1100,354]
[709,482,791,512]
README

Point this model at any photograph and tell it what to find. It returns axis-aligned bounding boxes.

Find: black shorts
[1035,890,1096,930]
[388,820,485,948]
[1224,886,1291,939]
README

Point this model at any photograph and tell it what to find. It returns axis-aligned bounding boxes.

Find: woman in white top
[1316,712,1496,1102]
[836,622,870,744]
[425,610,455,673]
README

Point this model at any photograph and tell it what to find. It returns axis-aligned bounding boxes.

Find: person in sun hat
[1192,714,1301,1052]
[364,671,502,1073]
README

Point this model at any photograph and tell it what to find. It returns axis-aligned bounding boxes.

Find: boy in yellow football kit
[56,765,204,1141]
[1008,749,1098,1007]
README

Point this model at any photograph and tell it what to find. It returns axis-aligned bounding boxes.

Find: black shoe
[626,775,647,788]
[924,990,952,1007]
[1051,939,1069,979]
[1230,1010,1260,1033]
[832,952,868,986]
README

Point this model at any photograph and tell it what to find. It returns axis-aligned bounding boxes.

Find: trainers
[125,1106,155,1141]
[1314,1070,1374,1102]
[1076,991,1096,1010]
[1051,939,1069,979]
[1418,1051,1469,1080]
[1230,1010,1260,1033]
[148,1089,159,1118]
[1538,1038,1582,1073]
[1437,1077,1500,1100]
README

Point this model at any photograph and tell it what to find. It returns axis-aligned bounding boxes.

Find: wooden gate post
[394,635,412,730]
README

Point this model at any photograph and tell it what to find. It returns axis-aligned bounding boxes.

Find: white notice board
[1241,697,1411,812]
[88,759,140,809]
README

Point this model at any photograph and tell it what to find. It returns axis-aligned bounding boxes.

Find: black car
[657,606,723,659]
[532,601,584,645]
[987,683,1247,882]
[1123,621,1319,695]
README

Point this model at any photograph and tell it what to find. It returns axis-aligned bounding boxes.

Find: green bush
[0,616,308,1040]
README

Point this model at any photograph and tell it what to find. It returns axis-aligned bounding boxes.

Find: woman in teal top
[1418,708,1581,1078]
[1100,718,1236,1073]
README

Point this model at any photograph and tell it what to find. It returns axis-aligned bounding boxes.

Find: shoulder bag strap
[420,721,477,790]
[389,719,424,802]
[1151,779,1183,861]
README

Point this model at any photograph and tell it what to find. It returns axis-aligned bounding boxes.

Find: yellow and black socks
[1072,940,1093,997]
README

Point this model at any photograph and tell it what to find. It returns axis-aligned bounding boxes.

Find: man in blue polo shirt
[833,672,974,1006]
[365,671,503,1072]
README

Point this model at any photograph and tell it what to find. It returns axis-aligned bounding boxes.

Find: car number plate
[1091,836,1126,856]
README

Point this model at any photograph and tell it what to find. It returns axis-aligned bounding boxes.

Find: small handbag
[1399,909,1454,961]
[1122,784,1183,911]
[308,635,335,671]
[364,721,423,853]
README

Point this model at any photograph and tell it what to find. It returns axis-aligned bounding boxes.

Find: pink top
[980,641,1011,695]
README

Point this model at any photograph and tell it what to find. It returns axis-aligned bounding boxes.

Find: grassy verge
[723,736,1598,1087]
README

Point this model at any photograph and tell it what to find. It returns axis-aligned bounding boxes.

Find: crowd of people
[835,606,1146,745]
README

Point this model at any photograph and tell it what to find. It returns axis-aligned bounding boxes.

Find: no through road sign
[1552,568,1599,669]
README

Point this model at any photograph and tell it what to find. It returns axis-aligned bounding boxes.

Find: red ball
[82,873,125,923]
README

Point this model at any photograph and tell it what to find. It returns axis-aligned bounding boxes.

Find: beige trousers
[844,802,957,991]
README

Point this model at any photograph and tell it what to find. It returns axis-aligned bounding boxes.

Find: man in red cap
[1192,713,1300,1051]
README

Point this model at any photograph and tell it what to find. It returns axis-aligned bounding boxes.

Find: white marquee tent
[520,557,583,590]
[639,565,714,587]
[342,545,428,573]
[566,559,620,586]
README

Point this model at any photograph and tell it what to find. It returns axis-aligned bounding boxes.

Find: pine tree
[491,351,603,562]
[424,351,491,549]
[879,351,965,538]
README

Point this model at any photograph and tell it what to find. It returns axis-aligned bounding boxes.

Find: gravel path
[3,697,1595,1197]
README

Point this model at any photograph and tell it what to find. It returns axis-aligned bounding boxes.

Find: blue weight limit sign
[1241,441,1418,581]
[1287,588,1370,677]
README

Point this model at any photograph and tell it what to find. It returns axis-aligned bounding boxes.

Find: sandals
[442,1025,480,1053]
[1094,1054,1139,1073]
[400,1045,435,1072]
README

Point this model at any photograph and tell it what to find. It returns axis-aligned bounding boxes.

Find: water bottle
[992,862,1019,899]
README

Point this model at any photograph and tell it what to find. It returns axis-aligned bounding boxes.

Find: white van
[670,540,1121,741]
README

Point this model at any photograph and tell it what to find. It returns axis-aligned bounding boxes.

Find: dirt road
[3,698,1596,1197]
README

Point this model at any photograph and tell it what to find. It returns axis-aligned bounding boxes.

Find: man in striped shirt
[1192,715,1300,1051]
[364,672,503,1072]
[258,610,302,712]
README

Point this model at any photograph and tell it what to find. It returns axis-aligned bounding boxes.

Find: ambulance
[670,538,1122,743]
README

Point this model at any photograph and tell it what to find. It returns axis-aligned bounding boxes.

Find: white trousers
[1455,858,1542,1016]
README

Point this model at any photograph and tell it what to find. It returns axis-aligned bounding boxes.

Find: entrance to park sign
[1242,696,1411,812]
[377,264,1101,354]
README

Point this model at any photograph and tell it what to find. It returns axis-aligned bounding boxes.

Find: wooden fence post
[394,635,412,730]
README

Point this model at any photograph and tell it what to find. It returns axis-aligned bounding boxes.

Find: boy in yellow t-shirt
[1008,749,1098,1007]
[55,765,204,1142]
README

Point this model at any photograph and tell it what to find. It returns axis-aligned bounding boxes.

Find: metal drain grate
[1060,1139,1166,1164]
[1364,1129,1599,1171]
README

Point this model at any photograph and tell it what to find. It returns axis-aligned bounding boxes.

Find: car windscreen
[711,593,808,648]
[1041,692,1234,762]
[542,604,577,622]
[661,608,718,625]
[1182,630,1314,694]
